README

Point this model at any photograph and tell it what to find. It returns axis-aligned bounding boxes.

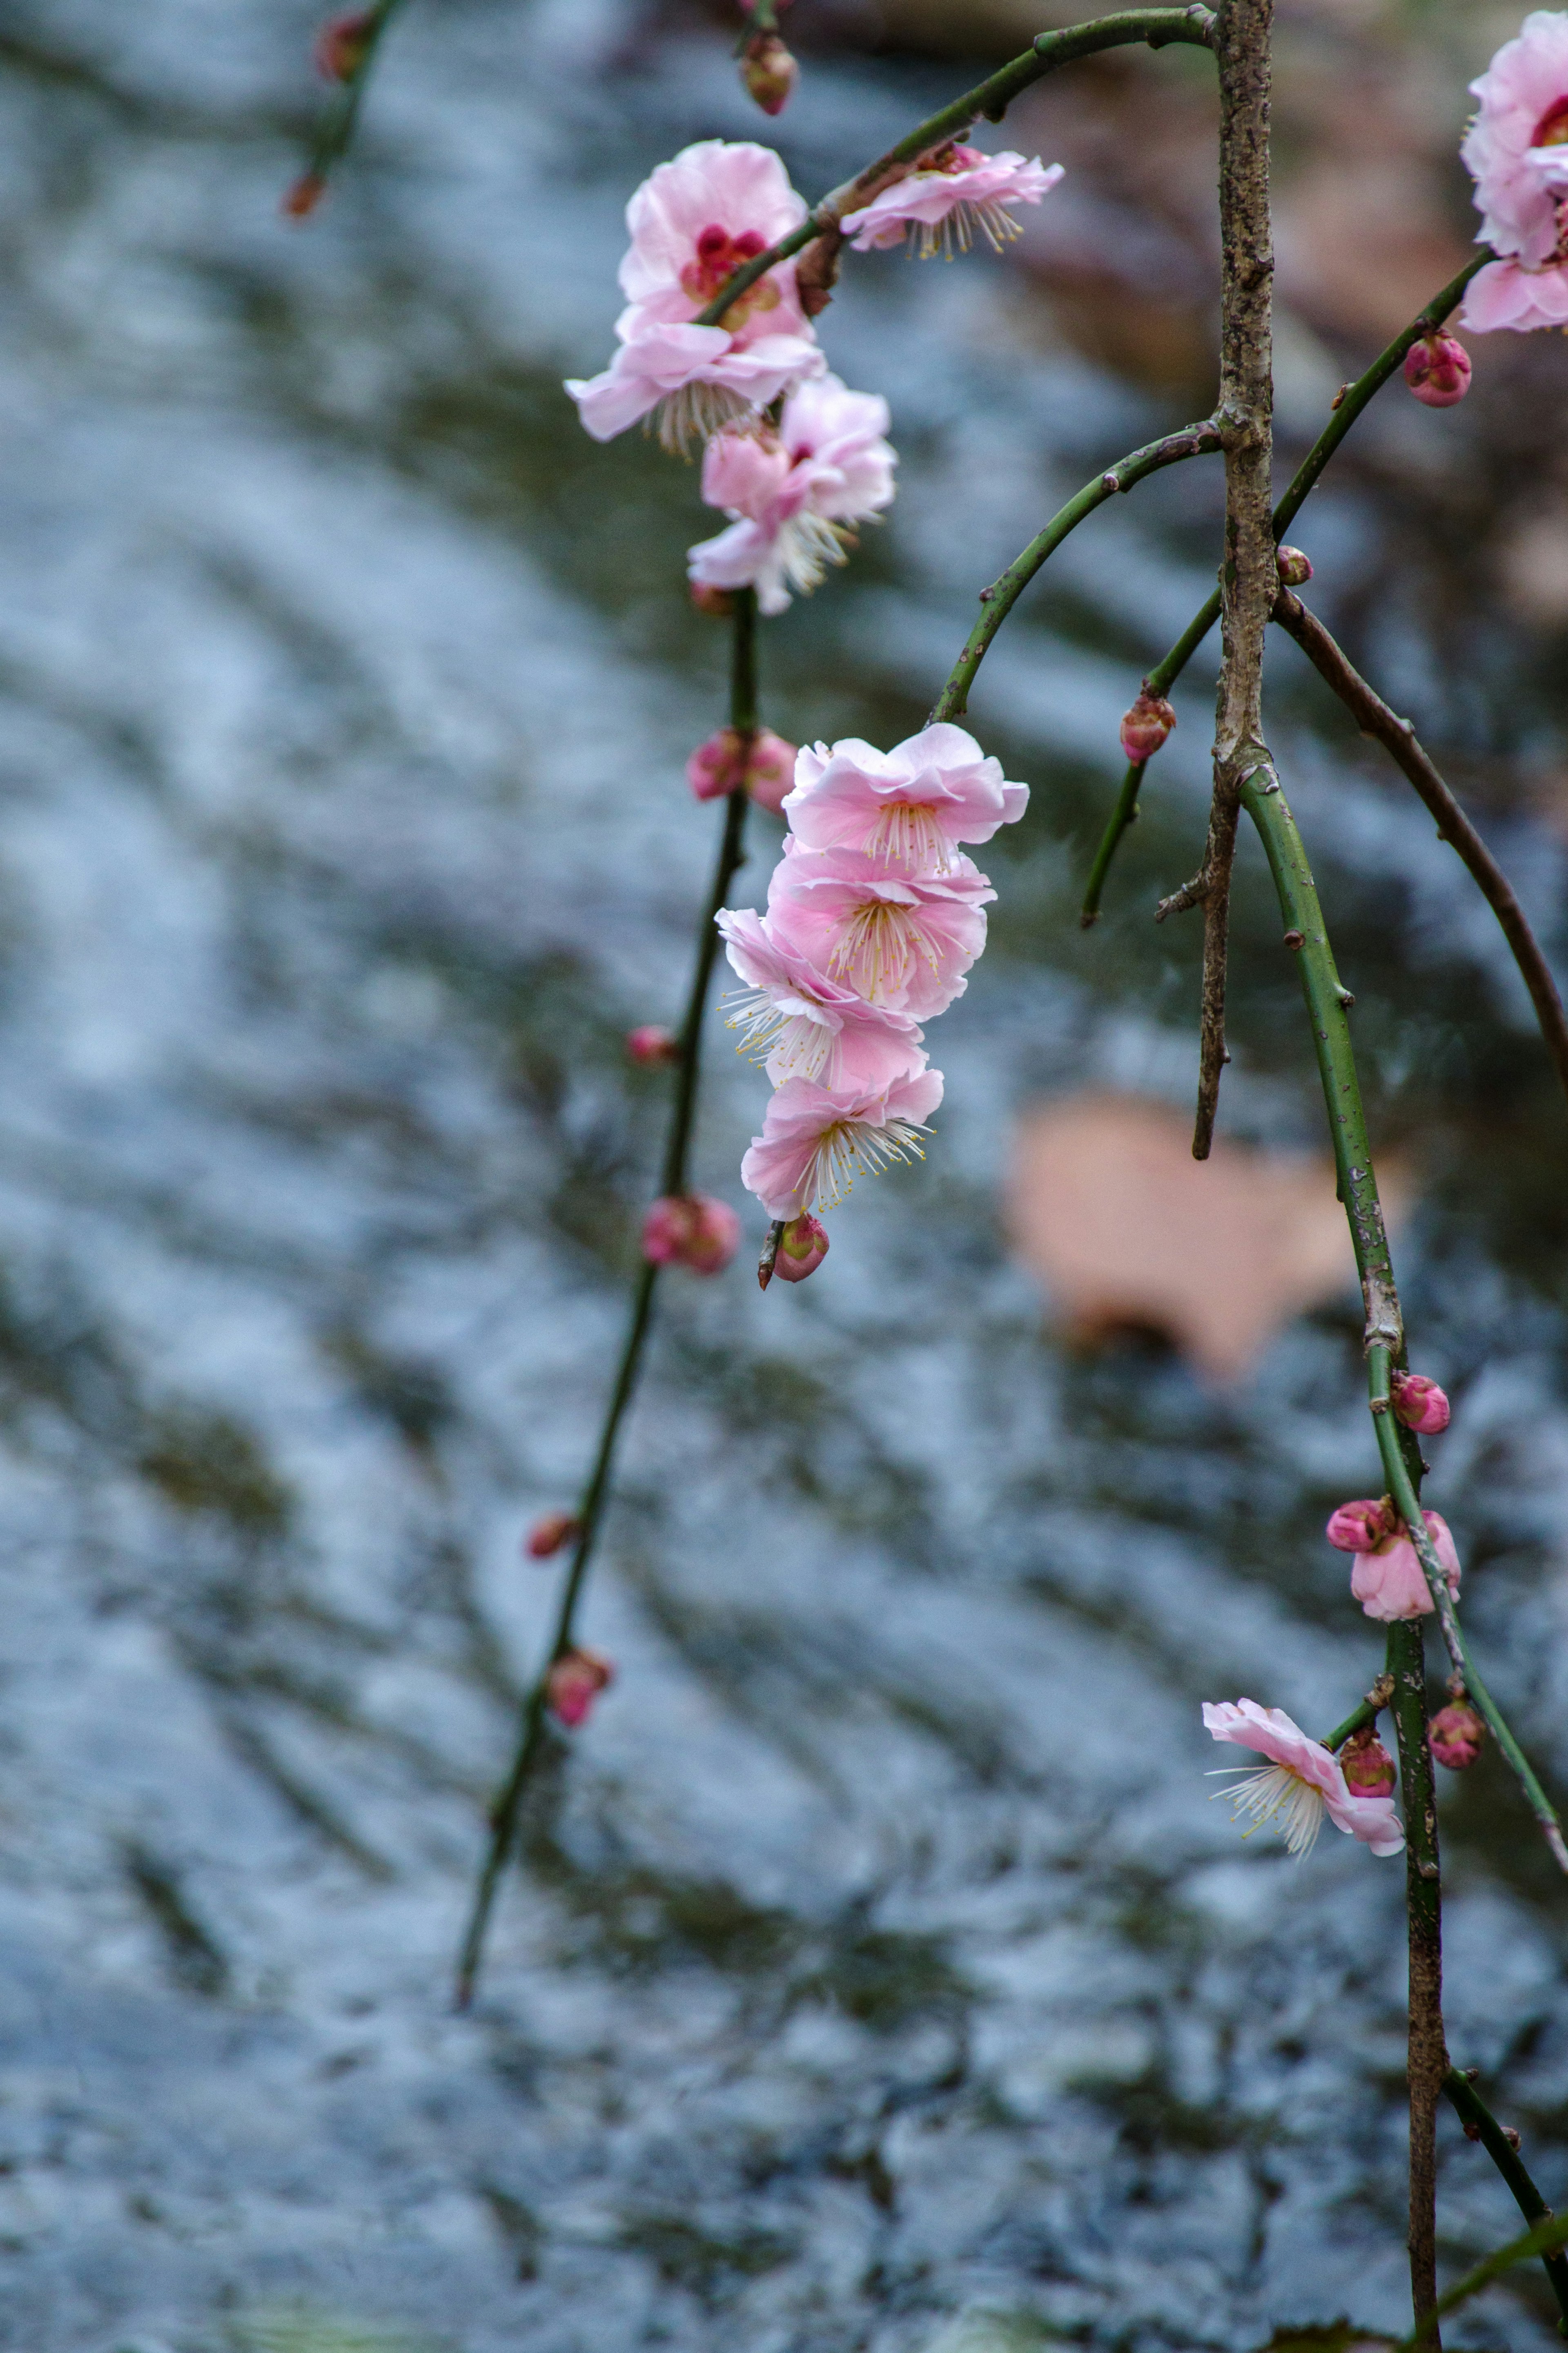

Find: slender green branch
[1321,1672,1393,1753]
[694,7,1217,328]
[1078,250,1491,925]
[1444,2067,1568,2333]
[1400,2208,1568,2346]
[1390,1617,1446,2335]
[292,0,410,209]
[1272,589,1568,1114]
[929,420,1221,724]
[454,597,758,2007]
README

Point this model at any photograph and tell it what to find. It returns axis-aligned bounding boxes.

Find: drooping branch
[694,7,1218,328]
[930,420,1223,724]
[455,595,758,2008]
[1272,589,1568,1115]
[1078,249,1490,926]
[1389,1615,1446,2337]
[1443,2067,1568,2333]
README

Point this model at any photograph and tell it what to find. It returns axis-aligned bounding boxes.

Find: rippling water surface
[0,4,1567,2349]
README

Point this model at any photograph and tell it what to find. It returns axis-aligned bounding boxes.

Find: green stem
[1321,1683,1391,1751]
[454,599,757,2007]
[694,7,1218,327]
[1078,250,1491,924]
[299,0,410,196]
[1443,2067,1568,2333]
[1390,1616,1446,2340]
[1400,2210,1568,2347]
[929,420,1221,724]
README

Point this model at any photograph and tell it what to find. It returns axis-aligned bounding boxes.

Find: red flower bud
[626,1024,682,1066]
[1118,687,1176,766]
[1403,332,1471,408]
[772,1213,829,1284]
[1391,1371,1450,1436]
[546,1646,614,1729]
[1339,1729,1396,1798]
[525,1510,580,1560]
[1325,1497,1397,1552]
[314,9,376,81]
[283,173,327,219]
[740,31,798,117]
[641,1193,742,1274]
[1429,1701,1485,1771]
[686,726,798,811]
[1276,544,1313,587]
[690,584,737,619]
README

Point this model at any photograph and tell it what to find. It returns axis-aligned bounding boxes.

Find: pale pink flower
[740,1069,944,1218]
[1460,14,1568,333]
[687,375,897,616]
[841,145,1063,258]
[716,908,927,1090]
[1349,1510,1461,1625]
[766,845,993,1016]
[641,1193,742,1274]
[546,1647,614,1729]
[782,723,1029,872]
[566,141,823,448]
[1203,1698,1405,1859]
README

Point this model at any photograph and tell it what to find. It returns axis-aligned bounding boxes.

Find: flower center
[1534,96,1568,147]
[679,225,782,329]
[863,801,949,871]
[1208,1761,1326,1858]
[806,1113,927,1209]
[829,899,934,1001]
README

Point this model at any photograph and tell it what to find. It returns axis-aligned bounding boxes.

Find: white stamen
[1207,1762,1326,1858]
[827,899,937,1002]
[653,381,752,455]
[804,1114,928,1210]
[723,987,832,1080]
[906,200,1025,261]
[863,802,949,871]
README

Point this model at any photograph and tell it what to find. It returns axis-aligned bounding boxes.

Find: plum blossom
[1403,333,1472,406]
[1325,1496,1397,1552]
[641,1193,742,1273]
[717,908,927,1089]
[782,723,1029,871]
[546,1648,614,1729]
[766,845,993,1017]
[741,1068,944,1218]
[687,375,897,616]
[1392,1371,1452,1434]
[1203,1699,1405,1859]
[1349,1510,1461,1624]
[841,144,1063,258]
[1461,13,1568,332]
[566,142,824,448]
[687,726,797,809]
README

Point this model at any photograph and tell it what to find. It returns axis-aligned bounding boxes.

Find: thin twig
[1273,589,1568,1115]
[930,420,1222,724]
[1390,1617,1446,2335]
[454,596,759,2008]
[1443,2067,1568,2334]
[1078,248,1490,926]
[293,0,410,206]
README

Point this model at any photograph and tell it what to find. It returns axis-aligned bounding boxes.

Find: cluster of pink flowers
[1462,11,1568,331]
[719,723,1028,1257]
[1202,1370,1475,1863]
[688,375,897,617]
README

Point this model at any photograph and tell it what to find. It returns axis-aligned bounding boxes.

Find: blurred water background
[0,0,1566,2346]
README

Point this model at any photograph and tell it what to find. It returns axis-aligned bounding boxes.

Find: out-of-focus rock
[1005,1093,1412,1382]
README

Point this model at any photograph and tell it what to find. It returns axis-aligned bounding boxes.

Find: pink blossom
[766,845,993,1017]
[1460,14,1568,333]
[641,1193,742,1274]
[1339,1729,1396,1798]
[626,1024,681,1066]
[740,1069,944,1218]
[841,145,1064,258]
[1392,1371,1452,1434]
[772,1212,830,1283]
[1325,1497,1397,1552]
[782,723,1029,872]
[717,907,927,1089]
[1349,1510,1461,1625]
[1403,332,1472,406]
[1203,1698,1405,1858]
[688,376,897,616]
[525,1510,580,1560]
[687,726,798,807]
[566,142,823,447]
[1429,1701,1486,1770]
[546,1647,614,1729]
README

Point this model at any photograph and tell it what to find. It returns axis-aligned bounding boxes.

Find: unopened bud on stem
[1325,1496,1398,1552]
[546,1646,614,1729]
[1429,1701,1485,1770]
[1118,686,1176,766]
[772,1213,829,1284]
[314,9,376,81]
[740,30,798,116]
[525,1510,580,1560]
[686,726,797,813]
[1391,1370,1450,1435]
[1339,1727,1396,1798]
[642,1193,742,1274]
[1403,332,1471,408]
[690,583,737,619]
[1276,544,1313,587]
[626,1024,682,1066]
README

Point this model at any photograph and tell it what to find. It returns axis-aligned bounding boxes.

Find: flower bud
[314,9,376,81]
[283,173,327,220]
[641,1193,742,1274]
[1325,1496,1398,1552]
[740,31,798,117]
[626,1024,681,1066]
[1118,687,1176,766]
[686,726,798,810]
[525,1510,580,1560]
[546,1646,614,1730]
[1276,544,1313,587]
[1339,1729,1396,1798]
[1403,332,1471,408]
[772,1213,829,1284]
[690,584,737,619]
[1429,1701,1485,1771]
[1391,1371,1450,1436]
